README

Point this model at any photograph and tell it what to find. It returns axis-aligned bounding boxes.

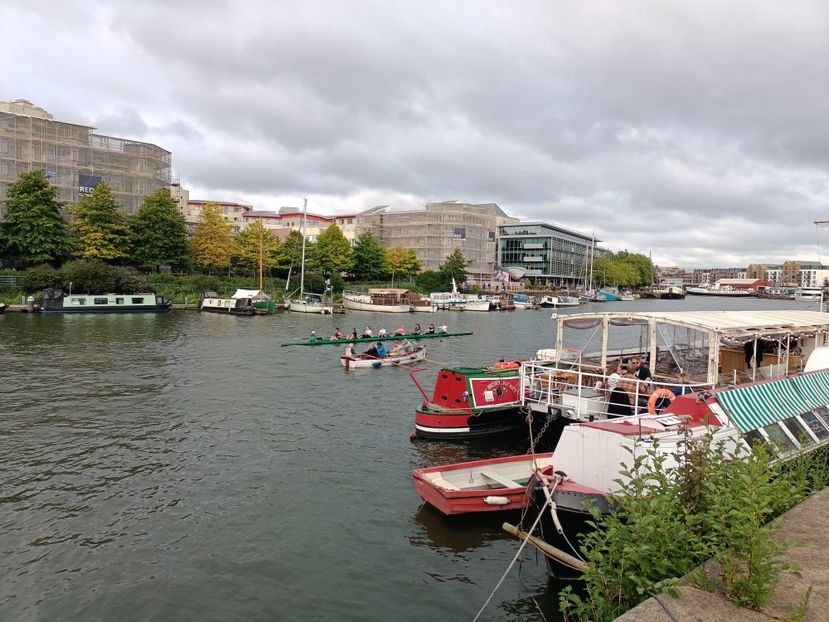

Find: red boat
[409,364,526,439]
[412,453,555,515]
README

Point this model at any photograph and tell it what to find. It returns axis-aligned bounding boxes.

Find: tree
[130,189,189,270]
[275,230,307,275]
[385,245,407,284]
[352,231,388,280]
[189,203,236,272]
[233,221,280,272]
[404,249,422,276]
[439,248,468,286]
[313,224,353,275]
[2,170,71,264]
[70,181,132,261]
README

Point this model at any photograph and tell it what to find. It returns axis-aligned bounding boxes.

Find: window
[94,298,108,304]
[70,298,85,305]
[782,417,816,447]
[453,227,466,240]
[116,298,125,305]
[762,423,798,455]
[798,412,829,441]
[131,297,144,304]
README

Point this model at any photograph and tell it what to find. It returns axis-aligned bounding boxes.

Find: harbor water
[0,296,818,621]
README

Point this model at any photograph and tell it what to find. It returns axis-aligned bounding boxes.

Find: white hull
[411,304,437,313]
[342,295,411,313]
[341,346,427,368]
[686,287,751,297]
[288,300,333,314]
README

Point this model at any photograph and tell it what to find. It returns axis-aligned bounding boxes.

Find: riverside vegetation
[559,429,829,622]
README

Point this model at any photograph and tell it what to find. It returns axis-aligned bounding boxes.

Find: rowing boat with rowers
[281,331,473,346]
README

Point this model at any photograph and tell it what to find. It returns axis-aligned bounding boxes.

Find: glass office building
[497,222,605,288]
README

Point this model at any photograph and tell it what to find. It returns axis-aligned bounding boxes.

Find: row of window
[69,297,146,305]
[744,405,829,456]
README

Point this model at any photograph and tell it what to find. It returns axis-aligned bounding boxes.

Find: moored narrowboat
[41,289,171,313]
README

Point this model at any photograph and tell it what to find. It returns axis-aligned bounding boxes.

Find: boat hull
[288,300,333,314]
[412,454,555,515]
[341,346,426,368]
[342,296,411,313]
[414,404,526,439]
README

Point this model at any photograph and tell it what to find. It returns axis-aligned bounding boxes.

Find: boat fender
[484,496,510,506]
[647,389,676,414]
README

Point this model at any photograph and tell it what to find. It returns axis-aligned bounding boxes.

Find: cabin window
[70,298,85,305]
[782,417,816,447]
[799,411,829,441]
[762,423,799,455]
[813,405,829,430]
[93,298,108,305]
[116,298,125,304]
[131,297,144,303]
[743,429,766,450]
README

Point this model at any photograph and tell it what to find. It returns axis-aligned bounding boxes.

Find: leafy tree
[189,203,236,272]
[385,246,407,282]
[2,170,71,264]
[275,230,308,275]
[414,270,447,293]
[439,248,468,286]
[352,231,388,280]
[70,181,132,261]
[130,189,189,270]
[232,221,281,272]
[615,251,655,286]
[57,258,148,294]
[404,249,422,276]
[313,224,353,275]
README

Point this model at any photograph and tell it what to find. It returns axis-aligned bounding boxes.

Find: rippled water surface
[0,297,811,621]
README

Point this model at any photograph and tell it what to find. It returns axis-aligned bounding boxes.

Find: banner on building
[492,266,510,282]
[79,174,102,195]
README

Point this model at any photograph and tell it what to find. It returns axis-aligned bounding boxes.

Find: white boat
[513,309,829,579]
[287,198,333,314]
[538,295,580,307]
[199,291,255,315]
[429,279,490,311]
[795,287,823,302]
[342,289,413,313]
[686,285,752,297]
[512,294,536,309]
[340,344,427,368]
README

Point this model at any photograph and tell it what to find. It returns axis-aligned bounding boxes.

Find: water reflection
[410,502,517,553]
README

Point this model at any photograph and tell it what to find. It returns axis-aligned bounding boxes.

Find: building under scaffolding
[0,99,171,217]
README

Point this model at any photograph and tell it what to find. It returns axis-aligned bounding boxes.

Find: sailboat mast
[258,224,264,292]
[299,198,307,295]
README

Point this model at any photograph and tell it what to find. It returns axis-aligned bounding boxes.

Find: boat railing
[520,360,712,420]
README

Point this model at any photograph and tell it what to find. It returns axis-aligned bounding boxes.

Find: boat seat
[480,469,522,489]
[424,474,461,491]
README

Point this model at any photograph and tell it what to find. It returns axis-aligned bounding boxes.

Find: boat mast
[258,224,264,293]
[300,197,307,296]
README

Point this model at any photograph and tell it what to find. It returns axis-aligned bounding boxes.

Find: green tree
[404,249,422,276]
[352,231,388,279]
[313,223,353,275]
[189,203,237,272]
[2,170,70,264]
[233,221,280,272]
[414,270,447,293]
[385,245,407,283]
[130,189,189,270]
[70,181,132,261]
[275,230,307,275]
[439,248,468,286]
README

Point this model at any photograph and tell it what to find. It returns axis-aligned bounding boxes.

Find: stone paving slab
[616,487,829,622]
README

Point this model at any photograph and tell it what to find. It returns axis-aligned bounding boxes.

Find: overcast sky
[3,0,828,268]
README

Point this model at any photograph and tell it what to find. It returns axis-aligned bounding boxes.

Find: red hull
[412,453,555,515]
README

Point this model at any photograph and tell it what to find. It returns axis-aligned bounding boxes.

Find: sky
[2,0,828,269]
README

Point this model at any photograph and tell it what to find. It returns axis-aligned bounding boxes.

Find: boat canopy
[560,310,829,337]
[232,289,270,300]
[716,377,811,432]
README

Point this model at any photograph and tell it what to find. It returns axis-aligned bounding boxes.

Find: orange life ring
[647,388,676,414]
[493,360,520,370]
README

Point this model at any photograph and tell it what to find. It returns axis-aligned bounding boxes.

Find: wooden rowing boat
[341,345,427,369]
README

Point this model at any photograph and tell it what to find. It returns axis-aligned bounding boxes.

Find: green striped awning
[716,379,811,433]
[789,370,829,408]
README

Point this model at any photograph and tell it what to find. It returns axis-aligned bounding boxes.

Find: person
[669,372,692,397]
[631,357,652,383]
[744,339,765,370]
[350,328,358,340]
[604,362,630,418]
[401,338,414,353]
[394,326,406,336]
[309,330,318,343]
[332,327,342,340]
[363,326,373,338]
[376,342,387,357]
[413,323,422,335]
[344,343,355,357]
[378,327,387,337]
[389,342,405,356]
[437,323,448,333]
[427,324,435,334]
[363,343,379,358]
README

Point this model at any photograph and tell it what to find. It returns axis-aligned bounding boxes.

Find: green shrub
[20,264,61,293]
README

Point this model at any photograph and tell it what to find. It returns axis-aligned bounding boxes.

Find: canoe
[412,453,555,515]
[282,331,473,346]
[341,345,427,369]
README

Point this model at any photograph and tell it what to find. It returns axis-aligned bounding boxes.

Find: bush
[57,259,148,294]
[558,430,814,621]
[20,264,61,293]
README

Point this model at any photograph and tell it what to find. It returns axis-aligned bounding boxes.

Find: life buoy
[647,388,676,414]
[493,360,520,370]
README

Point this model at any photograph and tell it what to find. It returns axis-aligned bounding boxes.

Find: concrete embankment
[616,487,829,621]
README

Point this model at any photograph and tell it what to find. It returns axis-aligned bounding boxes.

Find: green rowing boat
[281,331,473,346]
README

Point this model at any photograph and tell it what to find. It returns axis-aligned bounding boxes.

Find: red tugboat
[409,363,527,439]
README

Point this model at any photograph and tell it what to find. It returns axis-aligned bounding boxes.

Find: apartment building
[0,99,171,216]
